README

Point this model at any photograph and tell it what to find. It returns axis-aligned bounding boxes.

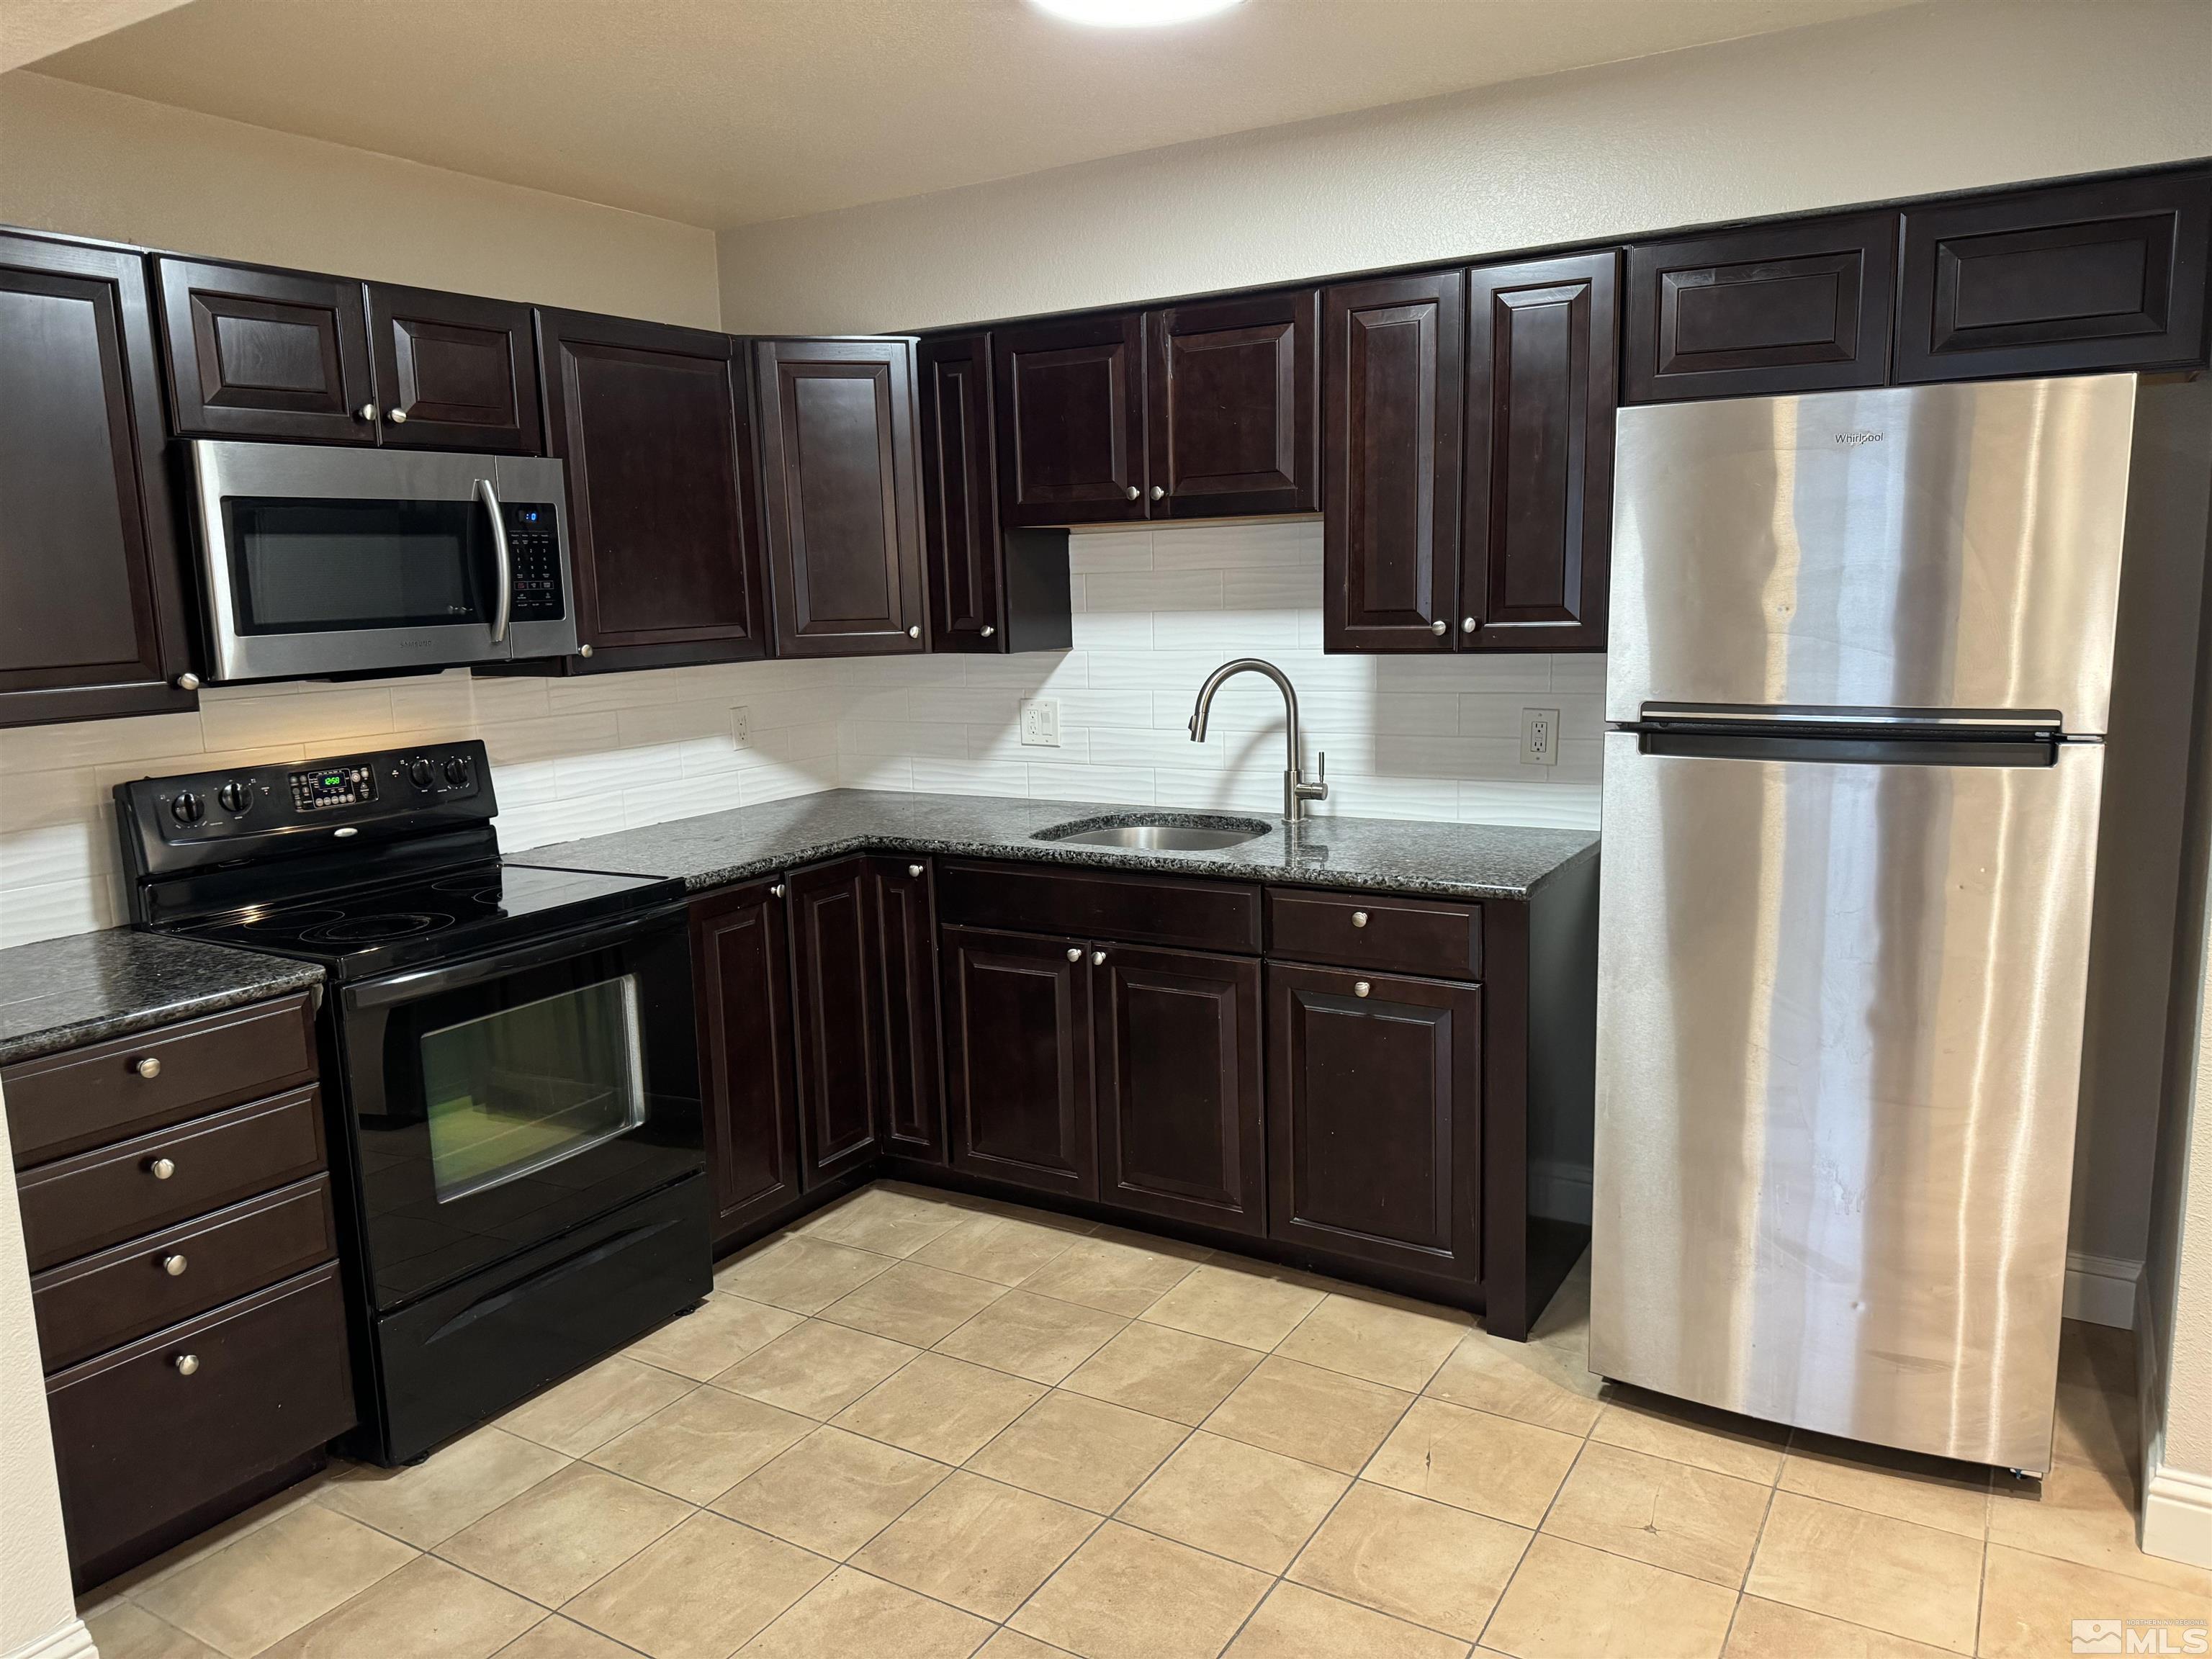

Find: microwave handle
[476,477,513,644]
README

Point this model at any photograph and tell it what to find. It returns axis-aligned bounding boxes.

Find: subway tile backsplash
[0,520,1603,950]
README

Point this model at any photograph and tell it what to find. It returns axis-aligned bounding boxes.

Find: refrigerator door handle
[1636,727,2060,768]
[1635,702,2065,734]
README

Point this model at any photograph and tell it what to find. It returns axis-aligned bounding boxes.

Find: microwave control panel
[503,501,565,622]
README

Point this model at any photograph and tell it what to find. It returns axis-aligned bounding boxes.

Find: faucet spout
[1187,657,1329,823]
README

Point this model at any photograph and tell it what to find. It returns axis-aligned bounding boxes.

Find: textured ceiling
[32,0,1917,228]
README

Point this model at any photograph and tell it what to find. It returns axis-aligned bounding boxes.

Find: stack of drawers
[4,991,356,1589]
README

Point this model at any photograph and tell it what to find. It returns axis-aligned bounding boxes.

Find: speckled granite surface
[0,930,324,1066]
[521,789,1597,902]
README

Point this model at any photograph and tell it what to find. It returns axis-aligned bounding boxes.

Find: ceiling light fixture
[1029,0,1246,28]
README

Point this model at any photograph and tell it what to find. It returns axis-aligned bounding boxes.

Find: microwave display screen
[225,498,493,634]
[291,763,376,811]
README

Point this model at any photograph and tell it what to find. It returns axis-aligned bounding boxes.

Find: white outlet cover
[731,706,751,748]
[1020,698,1061,747]
[1521,706,1560,766]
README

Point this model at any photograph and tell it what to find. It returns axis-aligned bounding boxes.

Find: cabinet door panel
[1267,963,1481,1282]
[1147,290,1318,518]
[691,881,801,1246]
[539,309,768,663]
[1322,272,1462,652]
[756,338,925,656]
[943,927,1094,1198]
[1897,169,2211,382]
[1094,945,1262,1235]
[993,313,1147,526]
[870,858,943,1161]
[1624,213,1897,402]
[1462,252,1617,653]
[0,234,197,727]
[788,858,885,1187]
[156,258,374,442]
[367,284,541,452]
[918,332,1005,651]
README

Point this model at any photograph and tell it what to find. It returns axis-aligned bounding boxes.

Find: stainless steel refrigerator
[1590,373,2141,1475]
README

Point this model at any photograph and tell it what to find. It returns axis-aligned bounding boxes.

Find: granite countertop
[521,788,1597,903]
[0,930,325,1068]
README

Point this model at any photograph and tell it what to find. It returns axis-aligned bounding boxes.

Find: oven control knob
[169,791,204,826]
[444,757,472,786]
[408,759,436,789]
[217,781,251,814]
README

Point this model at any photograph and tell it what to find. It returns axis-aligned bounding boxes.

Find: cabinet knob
[175,672,202,692]
[356,403,379,423]
[1149,485,1164,500]
[1123,485,1139,500]
[907,625,921,639]
[1351,910,1369,928]
[1462,616,1477,634]
[979,625,995,638]
[578,643,595,657]
[162,1254,188,1277]
[1429,619,1447,636]
[907,863,924,877]
[1066,947,1083,961]
[388,408,408,424]
[148,1156,176,1180]
[770,883,787,898]
[1353,980,1372,998]
[174,1353,199,1376]
[133,1056,162,1079]
[1092,950,1106,966]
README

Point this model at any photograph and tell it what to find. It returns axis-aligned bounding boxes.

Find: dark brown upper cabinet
[1,233,198,728]
[1146,290,1318,519]
[1321,271,1464,653]
[1896,168,2212,384]
[155,257,376,444]
[868,858,944,1163]
[364,283,541,452]
[993,311,1148,527]
[537,308,769,670]
[788,858,887,1188]
[1623,212,1897,403]
[942,925,1097,1200]
[755,336,927,657]
[691,879,801,1249]
[1461,251,1618,654]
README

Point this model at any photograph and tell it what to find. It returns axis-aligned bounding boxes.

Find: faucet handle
[1295,751,1329,803]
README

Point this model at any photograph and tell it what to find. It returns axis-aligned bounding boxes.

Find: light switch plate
[1020,698,1061,747]
[1521,707,1560,766]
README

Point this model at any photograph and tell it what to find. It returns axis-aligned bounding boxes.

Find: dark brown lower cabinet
[1266,963,1483,1285]
[788,859,886,1187]
[942,926,1095,1199]
[1093,944,1264,1236]
[868,857,943,1161]
[691,878,801,1246]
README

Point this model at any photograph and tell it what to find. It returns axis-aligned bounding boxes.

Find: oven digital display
[292,764,376,811]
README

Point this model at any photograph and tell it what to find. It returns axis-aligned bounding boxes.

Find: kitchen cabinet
[788,858,888,1187]
[364,283,541,451]
[941,925,1096,1199]
[993,312,1148,526]
[1461,251,1618,653]
[1896,167,2212,383]
[155,256,376,444]
[1092,943,1264,1236]
[536,307,770,670]
[0,231,199,728]
[755,336,928,657]
[691,878,802,1247]
[868,857,944,1161]
[1147,289,1318,519]
[1266,963,1483,1284]
[1622,213,1897,403]
[1321,271,1463,652]
[916,331,1074,655]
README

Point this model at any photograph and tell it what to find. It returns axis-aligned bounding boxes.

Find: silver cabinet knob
[133,1056,162,1079]
[1123,485,1139,500]
[1462,616,1477,633]
[907,625,921,639]
[162,1254,188,1277]
[1066,947,1083,961]
[1429,619,1447,636]
[1353,981,1372,998]
[1351,910,1369,928]
[577,643,595,657]
[907,863,924,877]
[388,408,408,424]
[148,1157,176,1180]
[356,403,379,423]
[979,625,995,638]
[1149,485,1164,500]
[174,1353,199,1375]
[175,672,202,692]
[1092,950,1106,966]
[770,883,787,898]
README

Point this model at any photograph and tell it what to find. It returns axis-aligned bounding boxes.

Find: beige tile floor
[81,1182,2211,1659]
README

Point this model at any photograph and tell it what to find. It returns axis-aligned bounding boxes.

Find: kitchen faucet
[1187,657,1328,823]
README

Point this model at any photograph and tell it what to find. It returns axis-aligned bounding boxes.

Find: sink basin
[1033,812,1272,852]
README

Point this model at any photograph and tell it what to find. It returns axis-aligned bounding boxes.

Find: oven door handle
[343,903,685,1009]
[477,476,513,646]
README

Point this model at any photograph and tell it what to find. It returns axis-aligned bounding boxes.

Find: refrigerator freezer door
[1589,732,2103,1472]
[1607,376,2137,732]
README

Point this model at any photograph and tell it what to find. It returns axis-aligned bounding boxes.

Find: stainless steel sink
[1033,813,1272,852]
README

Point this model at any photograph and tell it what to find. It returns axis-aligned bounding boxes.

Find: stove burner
[300,912,453,944]
[243,907,343,930]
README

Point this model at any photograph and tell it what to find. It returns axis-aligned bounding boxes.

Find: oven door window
[421,975,647,1202]
[225,496,493,634]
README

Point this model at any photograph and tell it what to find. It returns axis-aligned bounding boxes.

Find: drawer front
[4,993,318,1167]
[33,1177,338,1371]
[936,860,1261,954]
[1267,890,1482,979]
[47,1264,354,1581]
[18,1087,327,1273]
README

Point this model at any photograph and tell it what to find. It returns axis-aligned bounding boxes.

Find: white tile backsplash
[0,520,1603,950]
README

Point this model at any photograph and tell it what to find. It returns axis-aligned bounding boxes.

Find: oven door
[338,907,703,1313]
[191,440,577,681]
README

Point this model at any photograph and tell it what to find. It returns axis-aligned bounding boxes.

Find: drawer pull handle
[907,863,924,877]
[133,1056,162,1079]
[1351,910,1369,927]
[174,1353,199,1376]
[1353,981,1372,998]
[148,1157,176,1180]
[162,1254,188,1277]
[1066,947,1082,961]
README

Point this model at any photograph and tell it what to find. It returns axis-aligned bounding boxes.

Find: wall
[0,71,721,327]
[715,0,2212,335]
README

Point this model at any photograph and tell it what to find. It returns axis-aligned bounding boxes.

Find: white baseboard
[2142,1457,2212,1568]
[2,1617,95,1659]
[2064,1250,2142,1328]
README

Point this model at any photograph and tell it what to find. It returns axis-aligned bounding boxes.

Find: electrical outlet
[731,706,751,749]
[1020,698,1061,747]
[1521,707,1560,766]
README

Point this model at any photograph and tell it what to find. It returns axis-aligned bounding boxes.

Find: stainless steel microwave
[186,440,579,683]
